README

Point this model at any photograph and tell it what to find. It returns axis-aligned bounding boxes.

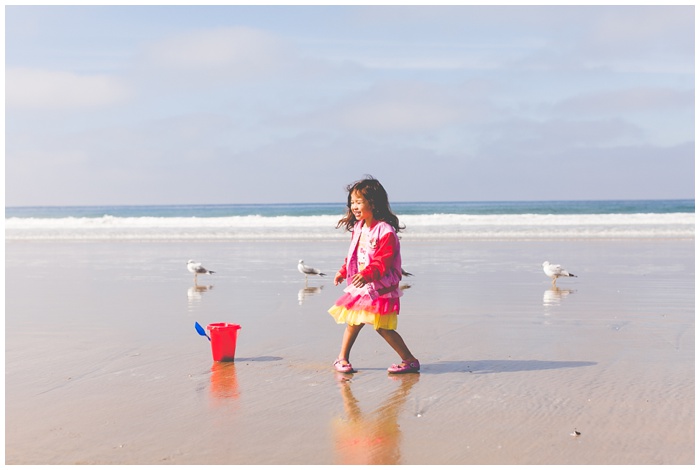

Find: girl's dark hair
[336,175,404,233]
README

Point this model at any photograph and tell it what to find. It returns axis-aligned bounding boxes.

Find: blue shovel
[194,322,211,341]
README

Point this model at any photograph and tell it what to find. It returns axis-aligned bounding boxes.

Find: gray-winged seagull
[187,260,215,281]
[298,259,326,279]
[542,261,576,286]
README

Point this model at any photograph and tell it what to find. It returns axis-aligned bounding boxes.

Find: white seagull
[187,260,215,281]
[298,259,326,279]
[542,261,576,286]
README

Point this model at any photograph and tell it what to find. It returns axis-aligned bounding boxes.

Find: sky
[4,4,695,206]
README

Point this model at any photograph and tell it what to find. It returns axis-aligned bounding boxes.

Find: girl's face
[350,191,374,225]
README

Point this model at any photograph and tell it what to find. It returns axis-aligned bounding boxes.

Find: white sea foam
[4,213,694,241]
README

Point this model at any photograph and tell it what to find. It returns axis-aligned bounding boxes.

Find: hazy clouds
[5,5,694,206]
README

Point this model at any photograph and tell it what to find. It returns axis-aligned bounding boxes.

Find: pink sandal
[334,359,355,374]
[387,360,420,374]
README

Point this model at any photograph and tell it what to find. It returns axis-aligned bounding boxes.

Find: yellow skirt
[328,305,398,330]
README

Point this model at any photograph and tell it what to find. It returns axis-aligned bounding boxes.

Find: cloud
[138,26,299,82]
[566,7,694,74]
[552,88,693,116]
[292,80,498,135]
[332,90,462,133]
[477,117,646,155]
[4,6,694,206]
[6,67,129,110]
[588,6,693,54]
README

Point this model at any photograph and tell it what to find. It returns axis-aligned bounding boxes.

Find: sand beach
[5,237,694,465]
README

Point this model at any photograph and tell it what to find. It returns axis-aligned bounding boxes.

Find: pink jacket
[337,220,403,300]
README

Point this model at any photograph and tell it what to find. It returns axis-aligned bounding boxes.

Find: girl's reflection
[333,373,419,464]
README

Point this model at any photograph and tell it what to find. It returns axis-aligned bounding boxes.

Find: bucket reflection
[333,373,419,465]
[209,361,240,401]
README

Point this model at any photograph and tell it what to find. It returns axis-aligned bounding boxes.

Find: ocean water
[5,200,694,241]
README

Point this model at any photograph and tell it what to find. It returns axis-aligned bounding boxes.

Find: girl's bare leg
[338,323,364,364]
[376,329,418,363]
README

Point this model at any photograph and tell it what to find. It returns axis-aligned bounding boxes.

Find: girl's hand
[351,273,367,288]
[333,272,345,286]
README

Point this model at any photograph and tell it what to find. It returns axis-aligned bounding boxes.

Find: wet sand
[5,238,694,464]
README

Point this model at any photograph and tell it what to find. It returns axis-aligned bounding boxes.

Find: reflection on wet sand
[298,285,323,305]
[188,282,214,303]
[210,362,239,401]
[543,286,575,307]
[333,374,419,464]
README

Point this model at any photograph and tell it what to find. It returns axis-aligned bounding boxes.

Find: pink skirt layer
[328,292,400,330]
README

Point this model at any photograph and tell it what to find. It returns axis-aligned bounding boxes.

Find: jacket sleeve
[338,259,348,278]
[359,232,397,281]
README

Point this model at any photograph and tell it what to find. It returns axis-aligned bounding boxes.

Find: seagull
[298,259,326,280]
[542,261,576,286]
[401,268,413,277]
[187,260,215,281]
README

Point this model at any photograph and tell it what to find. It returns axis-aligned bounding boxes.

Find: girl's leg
[376,328,418,363]
[338,323,364,364]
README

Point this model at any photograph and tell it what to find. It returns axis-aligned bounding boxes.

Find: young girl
[328,176,420,374]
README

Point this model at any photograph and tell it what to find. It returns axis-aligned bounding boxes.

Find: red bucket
[206,323,241,362]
